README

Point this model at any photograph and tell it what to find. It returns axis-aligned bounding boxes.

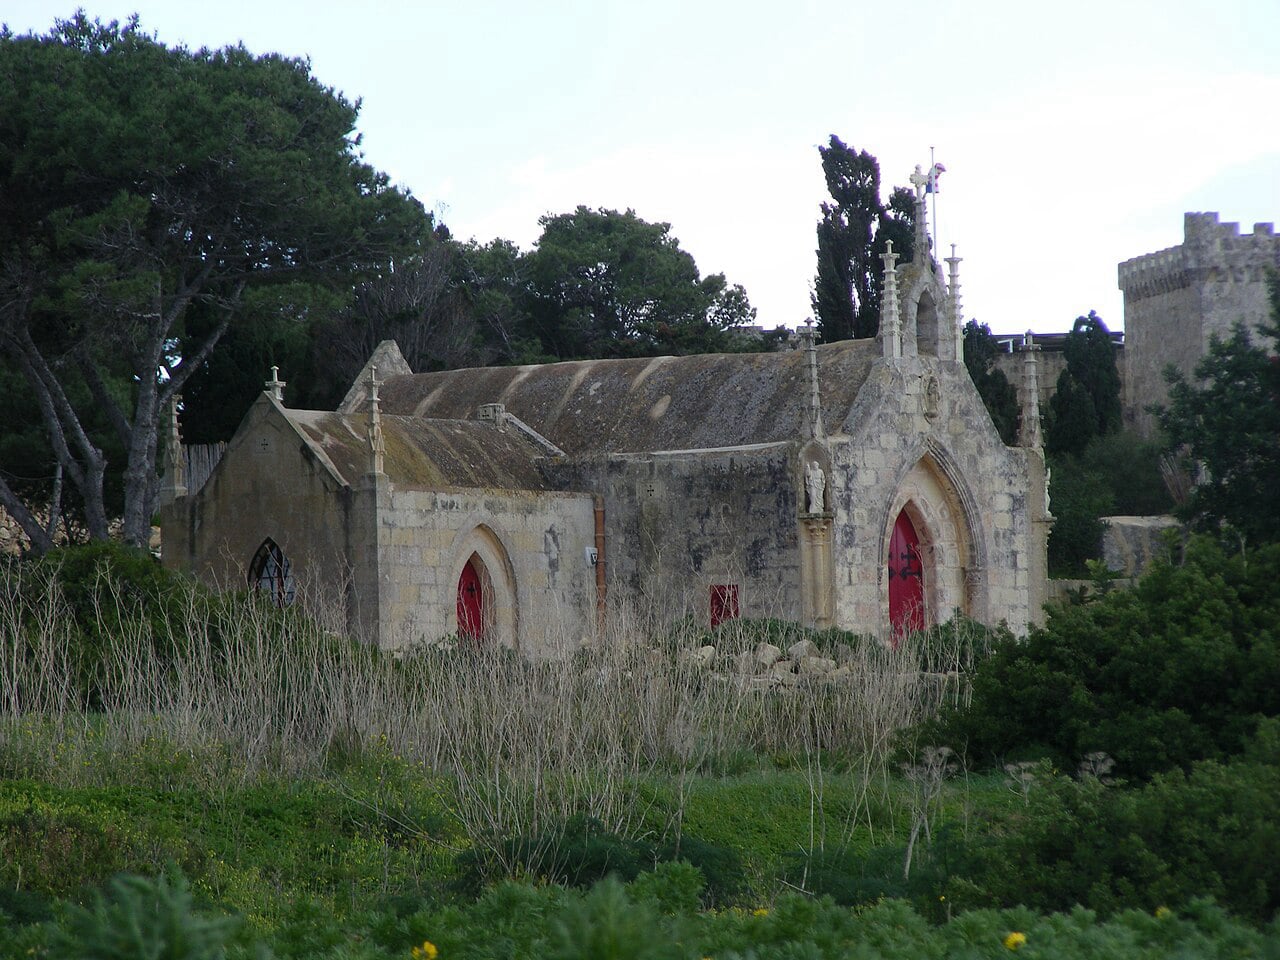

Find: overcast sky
[6,1,1279,334]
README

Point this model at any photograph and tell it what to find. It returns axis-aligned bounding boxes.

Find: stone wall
[547,444,804,626]
[1120,213,1279,436]
[0,507,159,557]
[1101,515,1179,577]
[990,333,1125,418]
[374,486,597,655]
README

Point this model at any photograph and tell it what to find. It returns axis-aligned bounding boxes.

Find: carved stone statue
[924,376,941,420]
[805,460,826,514]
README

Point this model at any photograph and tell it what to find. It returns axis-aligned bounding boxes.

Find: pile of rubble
[680,637,858,687]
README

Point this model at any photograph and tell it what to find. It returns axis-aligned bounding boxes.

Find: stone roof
[376,340,879,456]
[286,410,556,491]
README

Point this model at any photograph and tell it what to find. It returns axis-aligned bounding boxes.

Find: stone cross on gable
[909,164,929,199]
[265,365,286,403]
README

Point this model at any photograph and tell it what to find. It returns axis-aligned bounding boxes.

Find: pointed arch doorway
[887,509,925,636]
[456,555,486,642]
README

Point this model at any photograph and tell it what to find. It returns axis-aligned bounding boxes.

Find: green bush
[1047,454,1116,577]
[0,794,189,899]
[955,722,1280,923]
[926,538,1280,778]
[48,870,238,960]
[453,814,748,906]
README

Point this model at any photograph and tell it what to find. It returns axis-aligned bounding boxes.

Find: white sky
[6,1,1280,334]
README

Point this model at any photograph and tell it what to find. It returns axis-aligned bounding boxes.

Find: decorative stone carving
[924,375,941,421]
[805,460,826,513]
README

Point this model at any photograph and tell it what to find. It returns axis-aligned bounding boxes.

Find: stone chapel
[160,186,1053,653]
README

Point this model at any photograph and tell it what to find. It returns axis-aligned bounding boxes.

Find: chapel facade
[160,189,1052,652]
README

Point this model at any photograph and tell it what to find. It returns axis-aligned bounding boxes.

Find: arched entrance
[456,555,486,642]
[887,509,925,636]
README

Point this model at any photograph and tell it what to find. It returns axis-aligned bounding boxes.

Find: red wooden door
[456,560,484,641]
[888,510,925,637]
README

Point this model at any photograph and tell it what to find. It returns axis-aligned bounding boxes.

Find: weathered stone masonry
[162,187,1051,650]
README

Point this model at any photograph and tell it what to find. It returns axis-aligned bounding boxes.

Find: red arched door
[888,510,925,637]
[456,558,484,642]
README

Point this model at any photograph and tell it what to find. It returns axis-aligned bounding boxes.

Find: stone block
[798,655,836,675]
[754,642,782,668]
[787,638,818,660]
[769,659,795,679]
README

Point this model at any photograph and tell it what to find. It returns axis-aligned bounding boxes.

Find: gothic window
[248,538,296,607]
[710,584,740,627]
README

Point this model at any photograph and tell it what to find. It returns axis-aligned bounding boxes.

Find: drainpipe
[593,494,607,638]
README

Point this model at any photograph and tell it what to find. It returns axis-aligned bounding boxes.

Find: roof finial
[366,364,385,476]
[799,319,825,440]
[879,239,902,359]
[1018,331,1043,449]
[945,243,963,362]
[265,365,286,404]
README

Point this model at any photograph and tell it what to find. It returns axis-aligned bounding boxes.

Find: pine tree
[962,321,1020,445]
[812,137,914,342]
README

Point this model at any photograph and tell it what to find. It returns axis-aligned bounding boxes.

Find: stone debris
[754,642,782,668]
[786,638,818,661]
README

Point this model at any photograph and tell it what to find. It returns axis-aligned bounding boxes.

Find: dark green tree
[1046,372,1098,457]
[962,321,1019,444]
[523,207,755,360]
[1063,311,1123,434]
[1157,289,1280,546]
[1046,312,1121,456]
[812,136,915,341]
[0,14,432,550]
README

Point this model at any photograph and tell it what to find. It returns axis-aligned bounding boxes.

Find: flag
[926,162,946,194]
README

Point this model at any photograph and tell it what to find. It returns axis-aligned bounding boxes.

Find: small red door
[888,510,925,637]
[456,559,484,641]
[710,584,740,627]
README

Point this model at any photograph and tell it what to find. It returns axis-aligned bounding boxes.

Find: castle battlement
[1118,212,1279,301]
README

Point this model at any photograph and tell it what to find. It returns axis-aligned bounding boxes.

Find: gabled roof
[285,410,556,491]
[376,340,879,456]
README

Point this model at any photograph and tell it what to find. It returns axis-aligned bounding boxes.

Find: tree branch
[0,470,54,555]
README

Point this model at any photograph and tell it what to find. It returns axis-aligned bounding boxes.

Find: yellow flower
[753,908,769,917]
[411,942,439,960]
[1155,906,1171,919]
[1003,931,1027,950]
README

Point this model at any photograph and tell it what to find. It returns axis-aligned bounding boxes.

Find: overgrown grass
[4,541,1278,954]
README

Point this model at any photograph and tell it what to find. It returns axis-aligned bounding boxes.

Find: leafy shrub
[0,797,186,898]
[1047,454,1116,576]
[958,722,1280,923]
[925,538,1280,778]
[453,814,748,906]
[48,870,239,960]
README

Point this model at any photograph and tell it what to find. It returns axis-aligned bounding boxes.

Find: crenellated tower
[1119,212,1280,436]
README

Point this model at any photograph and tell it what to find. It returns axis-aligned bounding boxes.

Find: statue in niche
[805,460,826,514]
[924,375,941,420]
[1044,465,1052,515]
